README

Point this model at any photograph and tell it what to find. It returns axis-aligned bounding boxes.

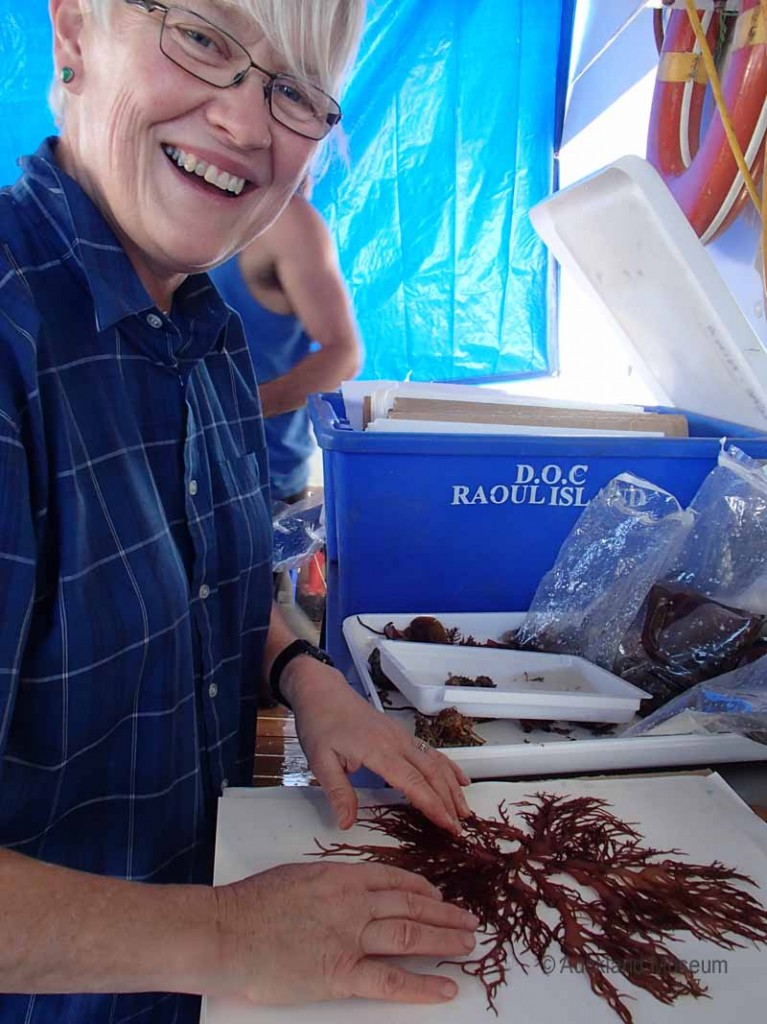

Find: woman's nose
[207,73,273,148]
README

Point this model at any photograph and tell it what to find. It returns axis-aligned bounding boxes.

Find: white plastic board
[529,156,767,430]
[204,775,767,1024]
[342,613,767,779]
[377,640,647,722]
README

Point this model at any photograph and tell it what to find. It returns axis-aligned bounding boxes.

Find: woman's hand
[282,661,472,833]
[211,861,478,1004]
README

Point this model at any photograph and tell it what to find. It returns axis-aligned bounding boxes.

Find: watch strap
[269,639,334,709]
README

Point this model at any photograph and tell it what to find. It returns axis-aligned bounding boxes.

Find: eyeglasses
[124,0,342,140]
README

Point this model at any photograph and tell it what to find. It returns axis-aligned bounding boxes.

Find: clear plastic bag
[272,495,326,573]
[624,656,767,745]
[614,583,765,714]
[613,445,767,712]
[514,474,694,669]
[663,444,767,613]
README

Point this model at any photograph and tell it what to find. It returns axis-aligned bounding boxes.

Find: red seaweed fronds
[310,794,767,1022]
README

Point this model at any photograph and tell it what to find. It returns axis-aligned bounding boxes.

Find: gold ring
[414,738,430,754]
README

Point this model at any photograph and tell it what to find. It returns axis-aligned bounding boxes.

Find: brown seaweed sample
[356,615,512,648]
[385,615,453,643]
[367,647,397,709]
[445,673,496,688]
[312,795,767,1023]
[414,707,486,748]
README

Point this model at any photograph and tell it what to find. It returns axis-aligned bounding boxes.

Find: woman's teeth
[162,145,246,196]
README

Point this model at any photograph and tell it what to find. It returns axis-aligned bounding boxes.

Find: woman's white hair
[49,0,366,151]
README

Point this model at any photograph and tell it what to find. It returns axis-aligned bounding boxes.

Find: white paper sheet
[338,381,641,432]
[203,775,767,1024]
[365,418,663,437]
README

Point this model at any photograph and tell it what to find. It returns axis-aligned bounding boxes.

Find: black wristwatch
[269,639,335,709]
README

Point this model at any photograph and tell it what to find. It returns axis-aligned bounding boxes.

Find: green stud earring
[61,66,75,84]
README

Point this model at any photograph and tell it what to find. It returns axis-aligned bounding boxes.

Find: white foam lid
[529,156,767,431]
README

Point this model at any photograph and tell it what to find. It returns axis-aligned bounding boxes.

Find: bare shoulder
[240,196,332,274]
[277,195,334,255]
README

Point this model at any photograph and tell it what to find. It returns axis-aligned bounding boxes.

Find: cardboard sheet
[203,775,767,1024]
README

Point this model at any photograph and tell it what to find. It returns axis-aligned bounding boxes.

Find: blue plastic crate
[310,393,767,619]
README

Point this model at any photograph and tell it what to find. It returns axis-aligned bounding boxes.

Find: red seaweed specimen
[312,795,767,1022]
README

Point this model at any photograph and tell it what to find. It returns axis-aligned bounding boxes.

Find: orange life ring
[647,0,767,243]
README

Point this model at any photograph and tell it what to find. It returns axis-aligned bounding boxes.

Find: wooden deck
[254,556,322,787]
[253,703,314,787]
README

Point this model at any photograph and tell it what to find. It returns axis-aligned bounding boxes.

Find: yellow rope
[683,0,762,212]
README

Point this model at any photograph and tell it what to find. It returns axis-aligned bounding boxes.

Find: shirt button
[199,583,210,600]
[208,683,218,699]
[188,479,198,496]
[146,313,163,329]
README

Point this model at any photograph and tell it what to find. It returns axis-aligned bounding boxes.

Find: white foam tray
[377,640,647,722]
[342,612,767,779]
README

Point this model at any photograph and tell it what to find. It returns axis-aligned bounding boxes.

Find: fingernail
[461,932,476,951]
[463,911,479,928]
[440,980,458,1000]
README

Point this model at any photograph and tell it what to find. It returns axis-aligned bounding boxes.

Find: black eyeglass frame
[123,0,342,140]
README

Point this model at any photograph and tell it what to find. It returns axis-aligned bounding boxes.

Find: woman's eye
[275,81,312,110]
[184,29,220,53]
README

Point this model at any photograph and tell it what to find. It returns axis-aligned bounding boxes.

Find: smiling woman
[0,0,481,1022]
[48,0,364,306]
[50,1,363,139]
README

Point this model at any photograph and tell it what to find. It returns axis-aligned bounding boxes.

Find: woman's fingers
[309,752,359,829]
[345,959,459,1004]
[367,741,470,833]
[361,918,476,958]
[367,888,478,930]
[362,876,478,959]
[411,742,472,820]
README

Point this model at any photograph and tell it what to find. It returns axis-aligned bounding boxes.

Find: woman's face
[55,0,317,299]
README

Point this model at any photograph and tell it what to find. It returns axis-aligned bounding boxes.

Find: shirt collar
[17,137,230,348]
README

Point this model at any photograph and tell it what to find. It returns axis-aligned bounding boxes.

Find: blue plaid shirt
[0,139,273,1023]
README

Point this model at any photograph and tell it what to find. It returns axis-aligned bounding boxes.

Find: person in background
[0,2,476,1022]
[211,181,361,503]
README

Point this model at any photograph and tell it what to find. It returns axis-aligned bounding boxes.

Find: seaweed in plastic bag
[663,444,767,613]
[614,445,767,713]
[615,583,765,715]
[514,473,693,669]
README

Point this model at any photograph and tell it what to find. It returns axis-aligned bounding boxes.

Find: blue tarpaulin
[0,3,55,185]
[0,0,573,383]
[313,0,574,382]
